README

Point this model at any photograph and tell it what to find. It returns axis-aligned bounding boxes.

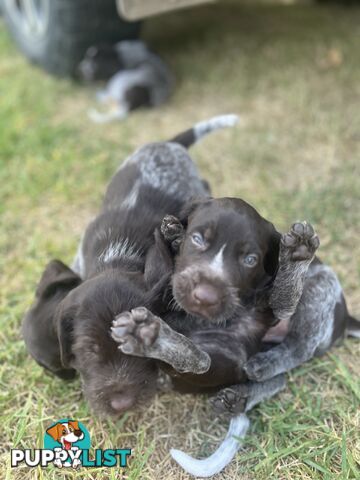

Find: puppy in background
[78,41,174,123]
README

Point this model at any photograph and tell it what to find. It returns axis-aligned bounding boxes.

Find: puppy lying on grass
[112,198,359,477]
[22,114,238,416]
[78,41,174,123]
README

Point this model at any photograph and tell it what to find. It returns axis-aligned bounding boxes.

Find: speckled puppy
[22,114,238,416]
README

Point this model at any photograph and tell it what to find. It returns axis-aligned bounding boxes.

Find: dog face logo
[44,419,90,469]
[46,421,84,450]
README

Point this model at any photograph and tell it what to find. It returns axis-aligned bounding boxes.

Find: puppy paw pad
[111,308,160,355]
[282,221,320,261]
[161,215,184,242]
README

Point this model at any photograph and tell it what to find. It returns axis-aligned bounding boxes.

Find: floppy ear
[263,227,281,278]
[23,260,81,379]
[46,423,62,441]
[56,297,79,370]
[36,259,81,299]
[34,261,82,371]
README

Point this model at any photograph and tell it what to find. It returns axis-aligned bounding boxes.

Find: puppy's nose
[110,394,134,413]
[192,284,220,306]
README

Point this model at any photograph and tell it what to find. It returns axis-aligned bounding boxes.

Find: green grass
[1,2,360,479]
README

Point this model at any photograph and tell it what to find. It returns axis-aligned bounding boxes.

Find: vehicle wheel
[1,0,141,77]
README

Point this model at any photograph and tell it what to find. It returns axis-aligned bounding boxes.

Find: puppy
[172,215,359,478]
[22,114,238,416]
[112,198,358,477]
[79,43,131,81]
[78,41,174,123]
[110,197,292,477]
[167,207,358,478]
[112,197,287,392]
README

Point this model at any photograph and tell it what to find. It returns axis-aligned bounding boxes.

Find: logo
[11,418,131,469]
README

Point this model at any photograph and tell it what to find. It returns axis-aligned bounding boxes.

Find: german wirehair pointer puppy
[22,114,238,416]
[112,197,359,477]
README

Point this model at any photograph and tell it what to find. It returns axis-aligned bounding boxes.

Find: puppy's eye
[243,254,259,267]
[191,232,205,248]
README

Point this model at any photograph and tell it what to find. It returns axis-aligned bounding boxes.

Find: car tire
[1,0,141,77]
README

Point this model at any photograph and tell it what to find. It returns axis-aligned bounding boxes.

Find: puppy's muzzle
[110,393,135,414]
[173,267,234,321]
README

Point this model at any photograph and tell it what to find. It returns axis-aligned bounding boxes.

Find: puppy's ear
[36,259,81,299]
[37,260,81,370]
[263,227,281,277]
[34,261,81,371]
[23,260,81,379]
[178,196,212,228]
[56,297,79,370]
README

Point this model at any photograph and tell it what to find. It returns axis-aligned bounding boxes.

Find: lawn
[0,1,359,479]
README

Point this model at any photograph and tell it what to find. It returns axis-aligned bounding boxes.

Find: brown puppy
[23,115,237,417]
[112,197,291,392]
[171,197,280,323]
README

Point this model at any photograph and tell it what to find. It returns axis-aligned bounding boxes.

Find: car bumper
[117,0,215,21]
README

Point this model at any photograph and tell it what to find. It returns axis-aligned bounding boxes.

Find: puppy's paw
[244,354,272,382]
[281,221,320,261]
[161,215,184,251]
[111,307,160,356]
[211,385,249,415]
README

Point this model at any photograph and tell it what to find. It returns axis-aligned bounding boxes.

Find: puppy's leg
[211,374,286,415]
[270,221,319,322]
[166,328,251,390]
[111,307,210,374]
[246,265,341,382]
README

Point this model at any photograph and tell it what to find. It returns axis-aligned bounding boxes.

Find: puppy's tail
[170,114,239,149]
[170,414,249,478]
[346,314,360,339]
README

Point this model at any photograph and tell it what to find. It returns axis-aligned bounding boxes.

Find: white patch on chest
[209,244,226,277]
[99,238,141,264]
